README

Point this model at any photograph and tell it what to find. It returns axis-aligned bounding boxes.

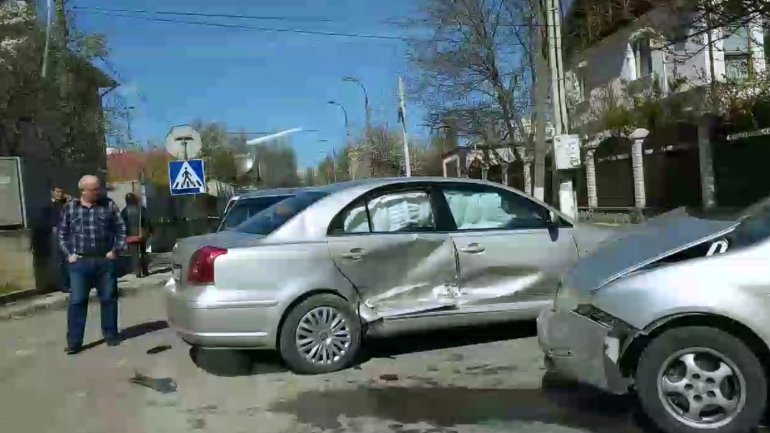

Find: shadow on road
[120,320,169,342]
[362,321,537,361]
[76,320,169,352]
[270,371,652,433]
[188,321,537,377]
[189,347,287,377]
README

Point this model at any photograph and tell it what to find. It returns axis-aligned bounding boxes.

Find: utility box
[0,157,50,229]
[0,157,25,227]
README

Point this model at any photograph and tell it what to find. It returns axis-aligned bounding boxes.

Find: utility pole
[397,76,412,177]
[533,0,548,201]
[41,0,53,78]
[55,0,71,148]
[544,0,576,218]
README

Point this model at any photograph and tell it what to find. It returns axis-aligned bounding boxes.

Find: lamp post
[342,77,371,132]
[318,139,337,183]
[328,100,355,180]
[343,76,371,178]
[124,106,136,147]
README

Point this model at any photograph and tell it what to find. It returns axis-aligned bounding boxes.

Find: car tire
[278,294,362,374]
[636,326,766,433]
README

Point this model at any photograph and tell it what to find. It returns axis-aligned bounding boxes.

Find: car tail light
[188,246,228,285]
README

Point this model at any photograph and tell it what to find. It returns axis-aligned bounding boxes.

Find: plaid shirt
[58,198,127,257]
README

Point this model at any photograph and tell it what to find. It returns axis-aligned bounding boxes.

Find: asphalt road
[0,274,681,433]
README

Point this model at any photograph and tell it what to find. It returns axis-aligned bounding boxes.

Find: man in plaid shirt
[58,175,126,354]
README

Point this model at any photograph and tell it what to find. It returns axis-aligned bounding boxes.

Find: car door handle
[459,243,486,254]
[341,248,367,261]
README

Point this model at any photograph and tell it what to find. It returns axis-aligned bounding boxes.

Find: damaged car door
[438,183,578,315]
[327,187,460,318]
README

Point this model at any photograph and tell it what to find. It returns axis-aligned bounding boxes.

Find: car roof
[231,187,308,200]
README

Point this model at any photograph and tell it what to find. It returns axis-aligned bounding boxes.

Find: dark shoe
[65,346,81,355]
[106,337,121,347]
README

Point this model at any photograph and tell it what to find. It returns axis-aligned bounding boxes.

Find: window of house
[724,24,752,81]
[673,16,690,51]
[633,37,653,78]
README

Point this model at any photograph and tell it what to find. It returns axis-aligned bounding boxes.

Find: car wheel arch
[274,289,360,350]
[618,312,770,380]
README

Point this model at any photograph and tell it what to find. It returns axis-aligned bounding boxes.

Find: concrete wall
[0,230,36,295]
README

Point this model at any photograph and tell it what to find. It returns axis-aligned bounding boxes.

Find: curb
[0,272,171,322]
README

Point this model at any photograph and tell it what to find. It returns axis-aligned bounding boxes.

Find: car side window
[441,185,547,231]
[368,190,435,233]
[330,200,370,235]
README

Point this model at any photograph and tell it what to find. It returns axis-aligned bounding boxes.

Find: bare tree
[409,0,538,168]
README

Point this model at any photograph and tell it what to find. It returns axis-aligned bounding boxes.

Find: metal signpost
[166,125,204,237]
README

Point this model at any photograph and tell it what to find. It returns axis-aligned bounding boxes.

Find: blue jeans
[67,257,119,348]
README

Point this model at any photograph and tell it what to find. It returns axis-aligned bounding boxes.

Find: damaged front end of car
[540,207,743,394]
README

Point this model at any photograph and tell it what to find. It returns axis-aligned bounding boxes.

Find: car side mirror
[544,210,558,226]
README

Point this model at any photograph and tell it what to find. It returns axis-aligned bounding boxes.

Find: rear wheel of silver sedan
[279,294,361,374]
[636,326,766,433]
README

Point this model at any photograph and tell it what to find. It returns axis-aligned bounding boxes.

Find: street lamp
[318,139,338,183]
[328,100,355,180]
[343,77,372,178]
[342,77,371,131]
[124,105,136,146]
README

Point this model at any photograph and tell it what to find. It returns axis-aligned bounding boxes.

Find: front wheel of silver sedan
[636,326,767,433]
[279,294,362,374]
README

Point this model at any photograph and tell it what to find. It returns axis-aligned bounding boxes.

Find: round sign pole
[166,125,204,237]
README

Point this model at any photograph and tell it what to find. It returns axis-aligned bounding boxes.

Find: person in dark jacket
[120,193,150,278]
[48,186,69,292]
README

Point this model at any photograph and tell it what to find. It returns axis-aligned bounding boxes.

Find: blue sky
[66,0,429,169]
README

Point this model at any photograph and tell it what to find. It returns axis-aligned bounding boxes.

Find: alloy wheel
[657,347,746,429]
[294,306,352,365]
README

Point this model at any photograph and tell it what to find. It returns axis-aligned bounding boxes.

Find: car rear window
[235,191,329,235]
[220,195,292,231]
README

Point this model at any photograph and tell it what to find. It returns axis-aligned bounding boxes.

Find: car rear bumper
[537,307,631,395]
[165,279,280,349]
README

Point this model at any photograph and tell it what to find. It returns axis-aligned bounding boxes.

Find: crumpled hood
[567,208,739,291]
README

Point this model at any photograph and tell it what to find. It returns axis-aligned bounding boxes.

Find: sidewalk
[0,253,172,321]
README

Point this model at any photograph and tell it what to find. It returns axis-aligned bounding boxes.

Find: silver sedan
[538,200,770,433]
[167,177,615,373]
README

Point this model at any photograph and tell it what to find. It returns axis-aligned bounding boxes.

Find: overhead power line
[75,10,412,41]
[73,5,547,29]
[72,6,339,23]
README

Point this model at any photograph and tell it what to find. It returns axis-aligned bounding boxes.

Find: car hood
[567,207,739,291]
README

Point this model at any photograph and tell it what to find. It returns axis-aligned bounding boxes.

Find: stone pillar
[697,116,717,209]
[481,166,489,181]
[629,128,649,210]
[585,147,598,208]
[523,158,533,195]
[501,163,509,186]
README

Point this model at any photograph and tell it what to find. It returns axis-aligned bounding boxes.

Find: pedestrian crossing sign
[168,159,206,196]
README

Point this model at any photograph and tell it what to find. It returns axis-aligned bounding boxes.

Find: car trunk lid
[172,231,264,284]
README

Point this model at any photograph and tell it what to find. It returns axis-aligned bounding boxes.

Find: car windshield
[235,191,329,235]
[220,195,292,231]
